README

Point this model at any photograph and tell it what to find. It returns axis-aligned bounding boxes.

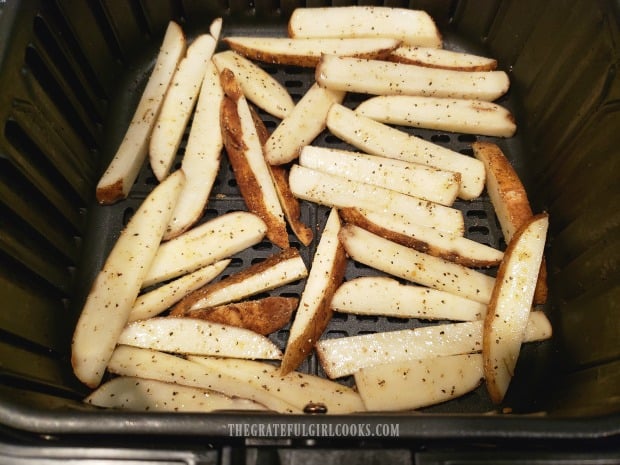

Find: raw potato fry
[331,276,488,321]
[288,6,441,48]
[249,105,314,246]
[220,68,289,248]
[264,83,345,165]
[317,311,552,379]
[356,96,516,138]
[189,356,365,414]
[316,54,510,101]
[280,208,347,375]
[142,211,267,288]
[96,22,186,205]
[339,224,495,304]
[289,165,465,236]
[472,142,548,304]
[223,36,401,67]
[72,170,185,388]
[150,32,217,181]
[164,60,224,240]
[213,50,294,119]
[187,296,298,335]
[326,104,485,200]
[117,317,283,360]
[85,376,267,412]
[355,354,484,411]
[170,247,308,315]
[128,259,230,323]
[107,346,301,413]
[339,207,503,268]
[209,17,223,41]
[388,46,497,71]
[484,214,549,404]
[299,146,460,206]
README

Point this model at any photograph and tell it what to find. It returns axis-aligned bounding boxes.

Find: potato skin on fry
[185,296,298,335]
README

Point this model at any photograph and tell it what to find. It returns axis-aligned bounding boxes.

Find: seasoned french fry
[388,46,497,71]
[288,6,441,48]
[316,54,510,101]
[299,145,460,206]
[326,104,485,200]
[72,170,185,388]
[289,165,465,236]
[356,95,516,138]
[150,32,217,181]
[223,36,401,67]
[280,208,347,375]
[96,22,186,204]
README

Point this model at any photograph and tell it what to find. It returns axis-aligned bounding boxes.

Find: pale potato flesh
[96,22,186,205]
[213,50,294,119]
[355,354,484,411]
[189,356,365,414]
[484,214,549,404]
[317,311,551,379]
[289,165,465,236]
[264,83,345,165]
[164,60,224,240]
[107,346,301,413]
[388,46,497,71]
[299,145,460,206]
[117,317,283,360]
[356,95,516,137]
[71,171,185,388]
[316,54,510,101]
[289,6,442,48]
[149,34,217,181]
[142,211,267,288]
[326,104,485,199]
[331,276,488,321]
[85,376,266,412]
[339,224,495,304]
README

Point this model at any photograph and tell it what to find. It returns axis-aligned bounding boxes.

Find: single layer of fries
[77,7,551,414]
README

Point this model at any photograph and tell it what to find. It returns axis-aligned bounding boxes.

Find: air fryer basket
[0,0,618,445]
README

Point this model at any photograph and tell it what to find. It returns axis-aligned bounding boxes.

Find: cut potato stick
[288,6,441,48]
[339,224,495,303]
[264,83,345,165]
[356,96,516,138]
[281,208,347,375]
[223,36,401,67]
[107,346,301,413]
[220,68,289,248]
[317,311,552,379]
[187,296,297,336]
[388,46,497,71]
[164,60,224,240]
[150,33,217,181]
[326,104,485,199]
[117,317,282,360]
[128,259,230,323]
[484,214,549,404]
[72,171,185,388]
[289,165,464,236]
[355,354,484,411]
[316,54,510,101]
[85,376,267,412]
[209,17,223,42]
[472,141,548,304]
[331,276,488,321]
[213,50,294,119]
[339,207,503,268]
[96,22,185,205]
[170,247,308,315]
[249,106,314,246]
[142,211,267,288]
[189,356,365,414]
[299,146,460,206]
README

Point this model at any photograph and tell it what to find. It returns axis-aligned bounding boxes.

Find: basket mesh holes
[458,134,477,143]
[431,134,451,143]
